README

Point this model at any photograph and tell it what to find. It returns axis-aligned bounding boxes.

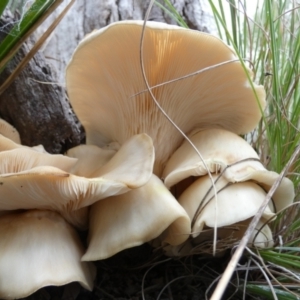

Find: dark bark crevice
[0,11,85,154]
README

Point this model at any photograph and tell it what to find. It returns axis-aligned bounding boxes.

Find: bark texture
[38,0,216,83]
[0,0,215,152]
[0,11,84,153]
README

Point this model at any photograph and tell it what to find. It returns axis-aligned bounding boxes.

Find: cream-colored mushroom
[0,210,96,299]
[66,20,265,175]
[0,134,27,152]
[0,118,20,144]
[0,147,77,173]
[0,130,47,153]
[164,219,273,257]
[66,144,116,177]
[155,174,275,256]
[82,174,191,261]
[178,174,274,236]
[0,134,154,228]
[153,128,294,255]
[163,128,295,212]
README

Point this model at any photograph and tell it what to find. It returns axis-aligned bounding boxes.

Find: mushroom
[0,128,47,153]
[0,147,77,173]
[153,128,294,254]
[0,118,20,144]
[65,144,116,177]
[163,128,295,213]
[155,174,275,256]
[164,219,273,257]
[178,174,274,237]
[66,20,265,175]
[0,209,96,299]
[82,174,191,261]
[0,133,154,228]
[0,134,32,152]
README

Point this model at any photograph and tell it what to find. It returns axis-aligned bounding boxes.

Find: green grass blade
[0,0,10,18]
[229,0,238,47]
[158,0,188,28]
[0,0,56,62]
[286,219,300,234]
[246,285,299,300]
[260,250,300,269]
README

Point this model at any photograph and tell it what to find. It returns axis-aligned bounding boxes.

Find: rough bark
[0,0,215,152]
[38,0,216,83]
[0,11,84,153]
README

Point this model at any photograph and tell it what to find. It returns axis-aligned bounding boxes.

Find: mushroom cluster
[0,119,154,298]
[66,20,294,257]
[160,128,294,255]
[0,20,294,298]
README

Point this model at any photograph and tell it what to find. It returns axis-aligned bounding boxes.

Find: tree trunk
[0,10,85,153]
[37,0,216,84]
[0,0,215,152]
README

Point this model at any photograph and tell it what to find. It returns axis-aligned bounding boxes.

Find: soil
[18,243,247,300]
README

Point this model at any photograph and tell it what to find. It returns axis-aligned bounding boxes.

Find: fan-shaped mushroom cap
[0,147,77,173]
[0,134,154,228]
[0,134,26,152]
[163,129,294,212]
[0,133,47,153]
[0,118,20,144]
[66,144,116,177]
[82,174,191,261]
[0,210,96,299]
[66,20,265,175]
[177,174,274,239]
[0,118,47,153]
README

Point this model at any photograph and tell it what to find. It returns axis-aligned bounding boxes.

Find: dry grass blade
[141,0,220,256]
[242,258,251,300]
[129,58,243,99]
[210,143,300,300]
[247,247,300,298]
[0,0,64,70]
[0,0,75,95]
[250,256,278,300]
[156,275,190,300]
[141,257,172,300]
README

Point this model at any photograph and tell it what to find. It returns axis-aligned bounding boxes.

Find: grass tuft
[160,0,300,298]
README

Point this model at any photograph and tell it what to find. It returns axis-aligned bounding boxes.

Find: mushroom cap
[0,147,77,173]
[0,134,27,152]
[82,174,191,261]
[192,218,274,249]
[0,210,96,299]
[163,218,273,257]
[0,134,154,228]
[163,128,295,212]
[66,144,116,177]
[0,133,51,153]
[0,118,20,144]
[178,174,275,237]
[66,20,265,175]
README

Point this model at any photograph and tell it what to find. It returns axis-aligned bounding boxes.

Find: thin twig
[0,0,65,70]
[0,0,75,95]
[140,0,220,256]
[242,258,251,300]
[250,256,278,300]
[130,58,242,99]
[141,257,172,300]
[248,247,300,298]
[210,143,300,300]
